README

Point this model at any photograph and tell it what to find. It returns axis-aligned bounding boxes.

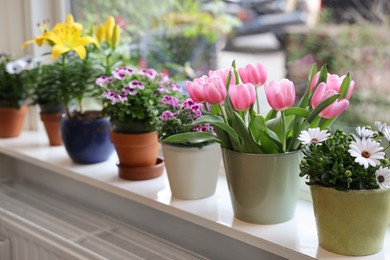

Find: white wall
[0,0,69,130]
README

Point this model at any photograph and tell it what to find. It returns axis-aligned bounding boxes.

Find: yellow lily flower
[111,25,121,49]
[21,19,51,48]
[96,24,105,43]
[45,23,99,59]
[105,16,115,43]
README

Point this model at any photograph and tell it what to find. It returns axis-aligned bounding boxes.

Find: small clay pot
[40,112,63,146]
[0,105,28,138]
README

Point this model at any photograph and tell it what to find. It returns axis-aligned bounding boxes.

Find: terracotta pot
[110,131,163,180]
[40,112,63,146]
[0,105,28,138]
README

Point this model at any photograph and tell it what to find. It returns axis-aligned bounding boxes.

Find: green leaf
[193,114,242,151]
[339,73,351,99]
[231,111,262,153]
[307,94,339,123]
[265,109,278,121]
[284,107,309,118]
[249,115,281,153]
[163,132,221,144]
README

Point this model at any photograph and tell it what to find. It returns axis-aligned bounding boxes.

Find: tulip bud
[229,83,256,111]
[238,63,267,86]
[96,24,105,43]
[264,79,295,111]
[105,16,115,43]
[111,25,121,49]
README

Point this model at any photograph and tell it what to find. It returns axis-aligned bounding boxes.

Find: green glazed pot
[222,148,302,224]
[310,185,390,256]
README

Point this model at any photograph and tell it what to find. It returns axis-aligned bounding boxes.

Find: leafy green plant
[97,66,182,133]
[299,125,390,190]
[0,54,38,108]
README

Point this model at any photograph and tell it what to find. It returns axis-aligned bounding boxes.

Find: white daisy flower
[375,166,390,189]
[348,138,385,169]
[382,126,390,142]
[355,126,374,139]
[298,128,330,145]
[375,121,387,133]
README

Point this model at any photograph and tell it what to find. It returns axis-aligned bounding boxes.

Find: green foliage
[99,68,182,133]
[32,51,101,117]
[0,54,38,108]
[300,129,389,190]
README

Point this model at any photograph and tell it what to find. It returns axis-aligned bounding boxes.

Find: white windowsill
[0,131,389,260]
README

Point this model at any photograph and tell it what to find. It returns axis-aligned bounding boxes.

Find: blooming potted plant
[298,124,390,256]
[97,66,182,180]
[24,15,121,163]
[0,54,38,138]
[158,95,221,199]
[164,61,354,224]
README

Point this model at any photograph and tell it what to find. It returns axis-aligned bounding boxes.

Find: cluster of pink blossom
[96,66,181,105]
[161,95,180,108]
[185,62,354,118]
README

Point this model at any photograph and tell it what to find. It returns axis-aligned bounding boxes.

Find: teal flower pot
[310,185,390,256]
[222,148,302,224]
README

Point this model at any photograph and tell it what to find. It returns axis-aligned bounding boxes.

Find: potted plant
[298,124,390,256]
[0,54,38,138]
[164,61,354,224]
[97,65,182,180]
[23,14,118,163]
[158,96,221,199]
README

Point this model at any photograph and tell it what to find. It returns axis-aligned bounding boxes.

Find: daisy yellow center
[377,175,385,183]
[310,138,319,144]
[361,150,371,158]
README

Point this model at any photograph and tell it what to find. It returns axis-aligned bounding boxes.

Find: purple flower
[122,86,138,96]
[161,111,177,121]
[102,90,116,100]
[161,96,180,108]
[112,66,134,80]
[158,85,170,93]
[129,80,145,90]
[116,93,128,103]
[170,83,183,92]
[138,68,157,80]
[96,76,113,87]
[182,98,196,109]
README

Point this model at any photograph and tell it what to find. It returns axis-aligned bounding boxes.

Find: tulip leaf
[193,114,242,151]
[163,132,221,144]
[231,111,263,153]
[265,109,278,121]
[339,73,351,99]
[249,115,281,153]
[307,94,339,123]
[284,107,309,118]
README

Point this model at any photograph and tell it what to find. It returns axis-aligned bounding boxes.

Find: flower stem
[218,104,228,124]
[256,88,261,114]
[281,110,286,152]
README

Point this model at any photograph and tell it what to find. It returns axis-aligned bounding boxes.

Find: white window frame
[0,0,70,131]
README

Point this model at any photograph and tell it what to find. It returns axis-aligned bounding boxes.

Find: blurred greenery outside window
[70,0,240,81]
[285,1,390,129]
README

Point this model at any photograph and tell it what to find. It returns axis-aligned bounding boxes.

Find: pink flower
[138,68,157,80]
[209,68,235,86]
[203,75,227,104]
[95,75,113,87]
[264,79,296,111]
[326,74,355,100]
[161,111,177,121]
[161,96,180,108]
[238,63,267,86]
[228,83,256,111]
[310,73,354,101]
[186,77,207,103]
[112,66,133,80]
[128,80,145,90]
[311,82,349,119]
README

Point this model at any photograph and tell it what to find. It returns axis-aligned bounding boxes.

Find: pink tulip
[203,75,227,104]
[311,82,349,118]
[229,83,256,111]
[310,73,354,100]
[326,74,355,100]
[185,76,206,103]
[238,63,267,86]
[209,68,235,87]
[264,79,296,111]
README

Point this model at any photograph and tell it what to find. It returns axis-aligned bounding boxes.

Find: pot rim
[221,147,302,157]
[161,142,220,151]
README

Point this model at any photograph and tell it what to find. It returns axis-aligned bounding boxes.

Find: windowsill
[0,131,389,260]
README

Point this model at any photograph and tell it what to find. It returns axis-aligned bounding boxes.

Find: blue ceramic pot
[60,116,114,164]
